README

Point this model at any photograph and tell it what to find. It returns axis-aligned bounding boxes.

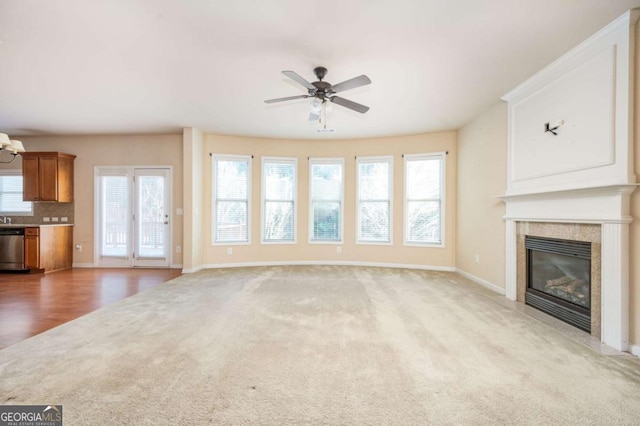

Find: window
[309,158,343,243]
[357,156,392,244]
[0,170,32,215]
[404,153,445,246]
[262,157,296,243]
[212,155,251,244]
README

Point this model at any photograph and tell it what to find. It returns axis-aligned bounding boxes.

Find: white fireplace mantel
[499,184,639,224]
[500,184,637,352]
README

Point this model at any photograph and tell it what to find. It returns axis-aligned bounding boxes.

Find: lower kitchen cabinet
[24,226,73,273]
[24,227,40,270]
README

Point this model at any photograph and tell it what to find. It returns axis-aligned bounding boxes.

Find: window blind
[263,159,295,242]
[405,155,443,244]
[214,157,250,243]
[357,158,391,243]
[310,160,343,242]
[0,173,32,214]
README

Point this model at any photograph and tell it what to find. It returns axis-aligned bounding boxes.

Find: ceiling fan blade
[330,96,370,113]
[264,95,309,104]
[330,75,371,93]
[282,70,315,90]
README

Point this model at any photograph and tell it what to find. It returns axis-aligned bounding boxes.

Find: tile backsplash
[5,202,74,225]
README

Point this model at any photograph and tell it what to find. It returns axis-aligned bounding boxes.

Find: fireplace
[525,236,591,332]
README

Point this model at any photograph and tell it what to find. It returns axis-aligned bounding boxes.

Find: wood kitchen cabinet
[24,227,40,270]
[21,152,76,202]
[24,226,73,273]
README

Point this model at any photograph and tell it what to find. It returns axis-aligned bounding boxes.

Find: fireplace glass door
[525,236,591,332]
[528,250,590,309]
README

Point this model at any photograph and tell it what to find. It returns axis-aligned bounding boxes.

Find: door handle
[164,221,169,225]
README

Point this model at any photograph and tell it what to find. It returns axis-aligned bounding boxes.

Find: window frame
[211,154,252,245]
[261,156,297,244]
[0,169,33,216]
[356,155,393,245]
[308,157,344,244]
[403,152,446,247]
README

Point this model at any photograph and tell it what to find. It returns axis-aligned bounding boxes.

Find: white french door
[95,167,171,267]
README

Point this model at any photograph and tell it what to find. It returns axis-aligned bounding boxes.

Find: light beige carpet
[1,266,639,425]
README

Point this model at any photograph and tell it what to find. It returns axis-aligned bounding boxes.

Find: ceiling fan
[264,67,371,118]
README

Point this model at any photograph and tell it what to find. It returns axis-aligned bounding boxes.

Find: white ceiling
[1,0,640,140]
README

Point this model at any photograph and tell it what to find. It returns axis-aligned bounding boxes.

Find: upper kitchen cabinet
[22,152,76,202]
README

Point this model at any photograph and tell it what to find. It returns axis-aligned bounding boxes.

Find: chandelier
[0,133,26,164]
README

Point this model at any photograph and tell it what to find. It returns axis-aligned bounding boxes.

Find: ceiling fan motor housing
[310,81,333,100]
[310,67,331,100]
[313,66,328,81]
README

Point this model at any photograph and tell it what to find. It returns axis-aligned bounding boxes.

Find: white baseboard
[73,263,182,270]
[455,268,505,295]
[72,263,95,268]
[182,265,205,274]
[193,260,456,272]
[630,344,640,357]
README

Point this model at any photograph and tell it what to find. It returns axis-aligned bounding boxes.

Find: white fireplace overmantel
[498,184,639,224]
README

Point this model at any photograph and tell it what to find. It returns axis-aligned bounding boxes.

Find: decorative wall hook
[544,120,564,136]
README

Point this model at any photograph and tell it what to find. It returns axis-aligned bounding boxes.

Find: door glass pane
[137,175,165,258]
[101,176,128,257]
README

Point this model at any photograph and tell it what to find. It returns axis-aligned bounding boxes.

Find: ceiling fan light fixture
[0,133,11,148]
[325,101,333,113]
[0,133,27,163]
[310,98,322,113]
[9,140,25,153]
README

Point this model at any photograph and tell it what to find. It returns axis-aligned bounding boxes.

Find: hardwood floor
[0,268,181,349]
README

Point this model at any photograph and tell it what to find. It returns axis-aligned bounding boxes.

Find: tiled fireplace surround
[515,222,602,339]
[503,185,636,352]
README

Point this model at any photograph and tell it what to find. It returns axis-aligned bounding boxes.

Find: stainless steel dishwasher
[0,227,25,270]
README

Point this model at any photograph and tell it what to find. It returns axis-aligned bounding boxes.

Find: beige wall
[9,135,183,266]
[183,128,204,271]
[198,132,457,268]
[456,103,507,289]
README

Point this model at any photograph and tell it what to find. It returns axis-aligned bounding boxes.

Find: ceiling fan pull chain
[322,102,327,129]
